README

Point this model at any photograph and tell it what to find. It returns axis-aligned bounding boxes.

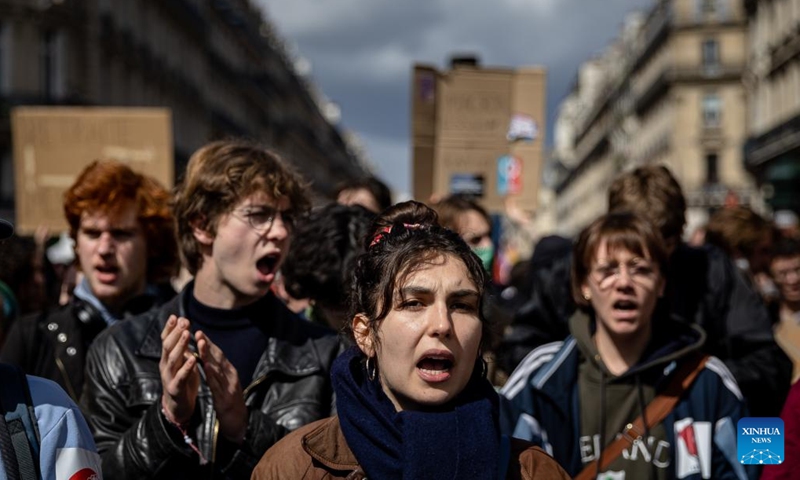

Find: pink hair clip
[369,226,393,248]
[369,223,423,248]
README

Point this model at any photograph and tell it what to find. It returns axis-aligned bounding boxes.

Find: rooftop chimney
[450,55,480,69]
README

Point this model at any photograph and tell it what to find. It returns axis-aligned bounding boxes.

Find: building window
[40,29,65,100]
[702,93,722,127]
[705,153,719,184]
[41,30,54,98]
[702,39,719,68]
[0,23,9,95]
[0,151,12,205]
[701,0,718,14]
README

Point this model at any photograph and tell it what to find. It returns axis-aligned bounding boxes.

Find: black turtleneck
[186,291,271,388]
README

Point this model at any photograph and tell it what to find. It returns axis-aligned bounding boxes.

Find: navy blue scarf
[332,346,501,480]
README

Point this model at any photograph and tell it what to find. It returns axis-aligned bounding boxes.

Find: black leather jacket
[80,286,342,479]
[0,293,164,400]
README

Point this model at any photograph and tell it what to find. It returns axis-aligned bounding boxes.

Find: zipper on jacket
[211,416,219,473]
[55,356,79,400]
[243,372,270,398]
[206,372,273,472]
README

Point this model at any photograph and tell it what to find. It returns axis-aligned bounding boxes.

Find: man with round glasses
[82,140,342,479]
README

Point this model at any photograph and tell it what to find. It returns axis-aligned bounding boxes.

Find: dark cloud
[257,0,652,195]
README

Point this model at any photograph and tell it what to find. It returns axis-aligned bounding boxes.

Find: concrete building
[411,57,547,214]
[0,0,366,219]
[553,0,758,238]
[743,0,800,214]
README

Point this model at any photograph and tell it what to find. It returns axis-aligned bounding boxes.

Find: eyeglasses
[773,265,800,282]
[231,206,296,234]
[590,260,659,290]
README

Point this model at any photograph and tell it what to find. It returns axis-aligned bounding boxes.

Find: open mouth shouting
[95,264,120,284]
[256,252,281,282]
[417,350,455,383]
[611,299,640,319]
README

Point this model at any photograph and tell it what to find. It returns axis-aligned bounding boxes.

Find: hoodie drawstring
[596,373,659,479]
[595,369,607,477]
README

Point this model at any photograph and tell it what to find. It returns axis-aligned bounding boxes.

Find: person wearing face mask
[501,212,754,479]
[432,195,513,384]
[252,201,570,479]
[433,195,495,272]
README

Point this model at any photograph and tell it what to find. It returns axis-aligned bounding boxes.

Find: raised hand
[159,315,200,427]
[195,330,248,444]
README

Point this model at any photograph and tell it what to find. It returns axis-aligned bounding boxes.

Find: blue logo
[738,417,783,465]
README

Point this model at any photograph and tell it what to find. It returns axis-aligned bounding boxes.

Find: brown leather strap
[574,353,709,480]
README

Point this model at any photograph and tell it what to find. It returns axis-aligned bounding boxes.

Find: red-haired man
[1,160,178,400]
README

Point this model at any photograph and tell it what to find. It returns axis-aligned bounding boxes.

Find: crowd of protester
[0,138,798,479]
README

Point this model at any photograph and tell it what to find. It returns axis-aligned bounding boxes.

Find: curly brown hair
[173,140,310,274]
[63,160,178,283]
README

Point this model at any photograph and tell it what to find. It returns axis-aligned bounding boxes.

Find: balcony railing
[634,63,744,114]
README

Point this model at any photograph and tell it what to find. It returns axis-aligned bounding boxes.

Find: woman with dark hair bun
[252,201,569,479]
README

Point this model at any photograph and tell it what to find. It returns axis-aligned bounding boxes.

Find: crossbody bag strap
[575,353,710,480]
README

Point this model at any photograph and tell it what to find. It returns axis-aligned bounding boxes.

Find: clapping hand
[159,315,200,427]
[196,330,248,445]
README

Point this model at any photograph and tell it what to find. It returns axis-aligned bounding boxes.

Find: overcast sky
[256,0,653,198]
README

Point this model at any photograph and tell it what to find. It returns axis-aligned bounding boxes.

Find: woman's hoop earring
[366,356,377,381]
[477,350,488,379]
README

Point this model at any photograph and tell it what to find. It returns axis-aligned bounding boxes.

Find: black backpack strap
[0,413,21,480]
[0,363,41,480]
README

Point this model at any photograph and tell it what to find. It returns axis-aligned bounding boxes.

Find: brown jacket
[252,416,571,480]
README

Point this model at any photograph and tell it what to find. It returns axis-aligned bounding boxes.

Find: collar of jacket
[568,309,706,380]
[525,309,707,421]
[133,282,326,378]
[302,416,362,474]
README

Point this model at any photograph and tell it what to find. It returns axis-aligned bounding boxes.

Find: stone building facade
[743,0,800,214]
[0,0,366,220]
[550,0,758,238]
